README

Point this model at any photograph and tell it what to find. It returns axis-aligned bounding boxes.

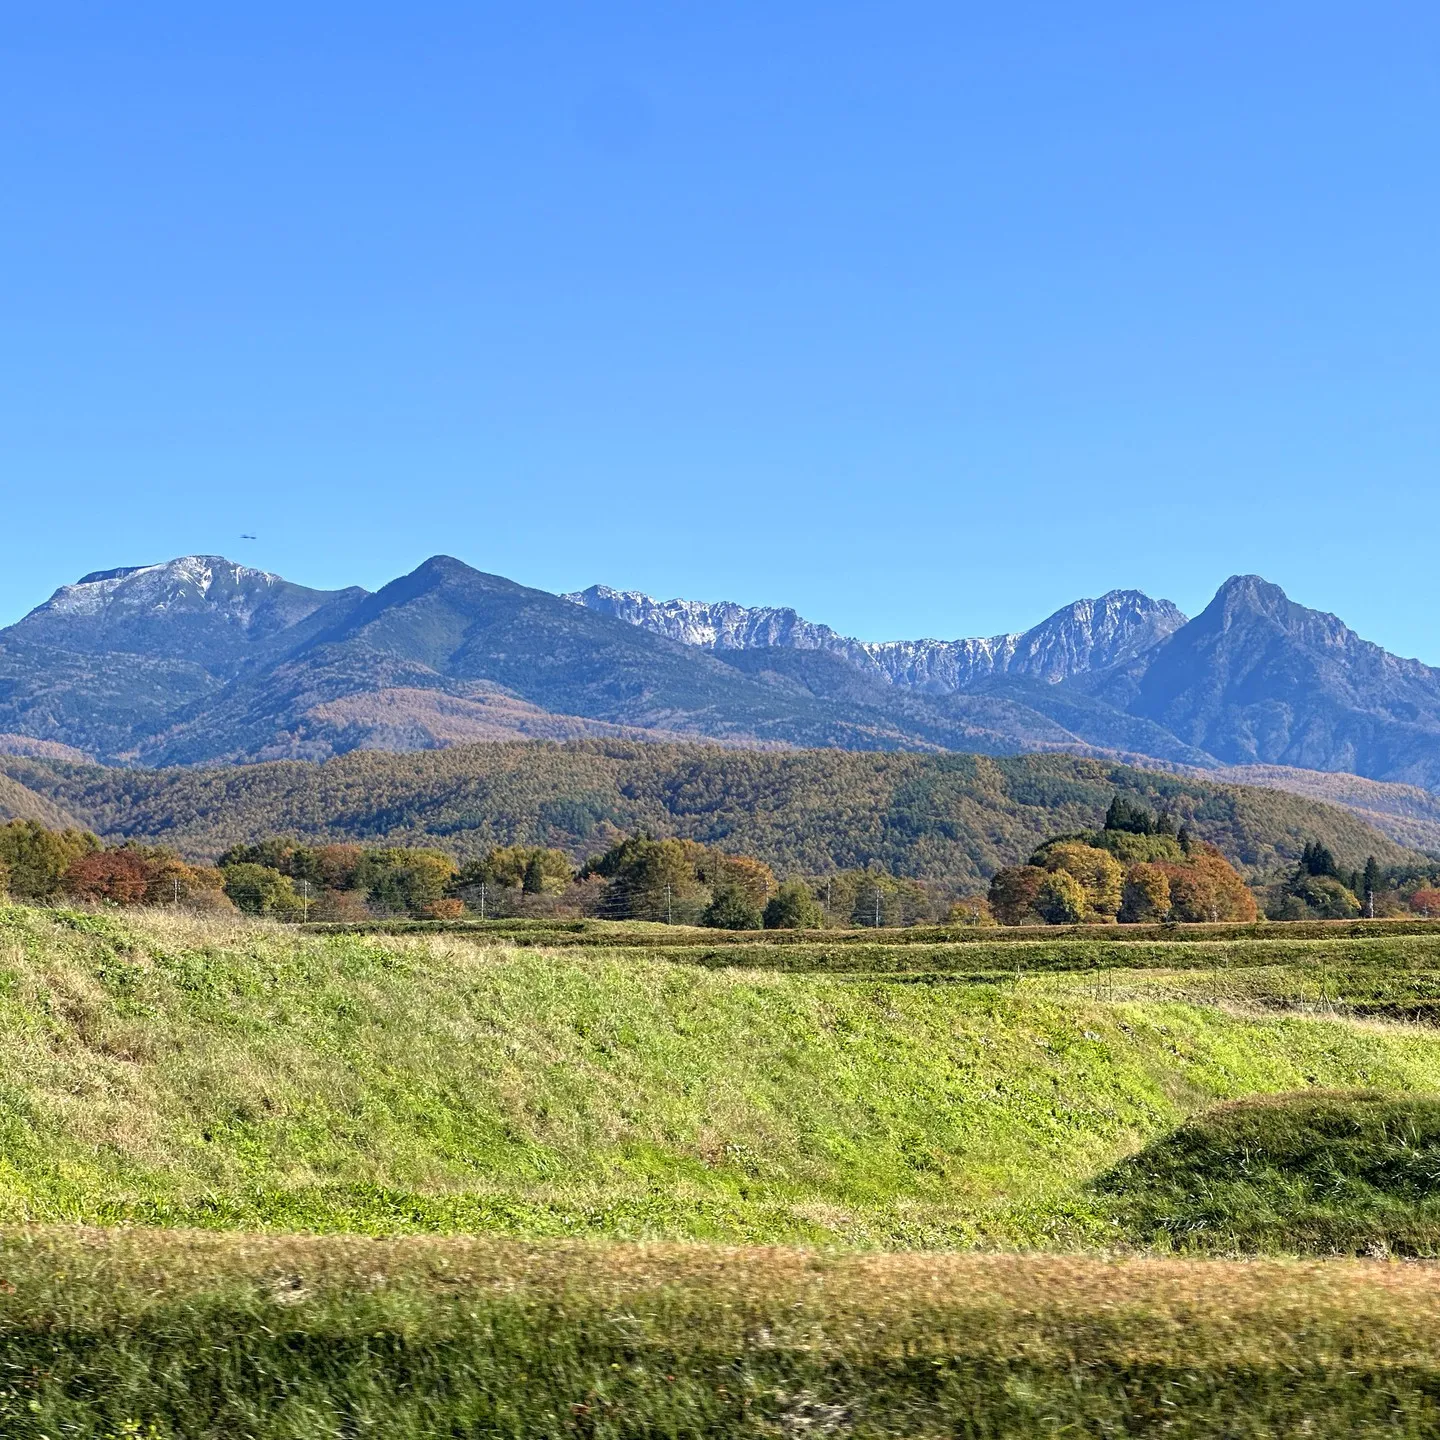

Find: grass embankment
[306,915,1440,944]
[306,915,1440,977]
[1099,1091,1440,1255]
[12,906,1440,1434]
[7,903,1440,1246]
[7,1228,1440,1439]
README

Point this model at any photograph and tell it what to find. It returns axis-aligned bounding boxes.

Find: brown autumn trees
[987,798,1259,925]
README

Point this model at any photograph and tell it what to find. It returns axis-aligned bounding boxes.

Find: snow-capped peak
[32,556,289,624]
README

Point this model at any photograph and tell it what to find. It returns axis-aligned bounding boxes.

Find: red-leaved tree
[63,851,151,906]
[1409,888,1440,918]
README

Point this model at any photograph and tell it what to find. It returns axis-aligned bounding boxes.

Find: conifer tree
[1104,795,1154,835]
[1362,856,1381,918]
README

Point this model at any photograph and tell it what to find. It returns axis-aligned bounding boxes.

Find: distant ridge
[1209,765,1440,855]
[0,742,1417,879]
[2,556,1439,803]
[564,585,1188,692]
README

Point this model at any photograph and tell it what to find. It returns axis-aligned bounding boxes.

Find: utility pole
[299,879,310,923]
[479,883,486,920]
[173,876,180,907]
[665,883,673,925]
[1367,888,1375,920]
[874,885,882,929]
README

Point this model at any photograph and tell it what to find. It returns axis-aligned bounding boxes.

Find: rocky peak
[1014,590,1189,680]
[565,584,1187,692]
[564,585,849,653]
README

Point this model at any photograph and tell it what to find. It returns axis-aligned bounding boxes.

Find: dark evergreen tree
[762,880,824,930]
[702,881,763,930]
[1362,855,1381,917]
[522,853,547,894]
[1104,795,1154,835]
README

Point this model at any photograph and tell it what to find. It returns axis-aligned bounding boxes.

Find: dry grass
[7,1227,1440,1437]
[6,1225,1438,1367]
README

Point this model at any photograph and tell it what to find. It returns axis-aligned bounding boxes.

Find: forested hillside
[0,773,82,830]
[1212,765,1440,853]
[1,741,1416,887]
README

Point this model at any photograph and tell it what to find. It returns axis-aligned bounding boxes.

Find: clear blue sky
[4,3,1438,656]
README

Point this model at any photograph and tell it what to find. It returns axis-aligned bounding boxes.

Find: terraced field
[5,902,1440,1434]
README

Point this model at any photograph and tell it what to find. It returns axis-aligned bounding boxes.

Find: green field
[9,1229,1440,1438]
[303,913,1440,943]
[7,901,1440,1434]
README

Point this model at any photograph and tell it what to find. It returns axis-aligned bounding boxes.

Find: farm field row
[306,914,1440,943]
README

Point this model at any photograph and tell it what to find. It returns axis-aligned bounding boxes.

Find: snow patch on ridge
[565,585,1188,693]
[31,557,297,627]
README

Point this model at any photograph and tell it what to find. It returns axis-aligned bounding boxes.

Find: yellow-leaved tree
[1040,842,1124,922]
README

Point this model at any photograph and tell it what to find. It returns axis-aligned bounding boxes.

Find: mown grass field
[306,914,1440,944]
[10,1228,1440,1438]
[8,902,1440,1434]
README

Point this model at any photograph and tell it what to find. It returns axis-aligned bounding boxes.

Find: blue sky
[3,2,1438,656]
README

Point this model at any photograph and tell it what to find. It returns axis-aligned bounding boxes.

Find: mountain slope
[137,557,1005,764]
[567,584,1188,691]
[1209,765,1440,854]
[1092,576,1440,788]
[2,556,1194,767]
[5,558,1439,794]
[0,558,367,761]
[0,771,84,829]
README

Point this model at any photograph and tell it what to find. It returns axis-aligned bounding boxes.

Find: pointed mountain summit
[139,555,1117,765]
[4,556,1438,791]
[1106,575,1440,787]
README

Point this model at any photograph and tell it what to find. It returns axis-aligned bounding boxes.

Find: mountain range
[3,556,1440,822]
[564,584,1187,691]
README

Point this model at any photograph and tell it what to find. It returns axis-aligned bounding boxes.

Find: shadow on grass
[1095,1089,1440,1256]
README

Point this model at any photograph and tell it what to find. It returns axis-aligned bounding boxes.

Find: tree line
[986,796,1259,924]
[982,795,1428,925]
[216,833,974,929]
[3,800,1436,928]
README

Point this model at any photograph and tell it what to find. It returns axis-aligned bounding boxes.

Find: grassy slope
[8,904,1440,1248]
[1098,1091,1440,1254]
[2,742,1417,878]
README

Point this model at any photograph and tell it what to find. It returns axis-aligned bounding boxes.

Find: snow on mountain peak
[33,556,291,624]
[565,584,1187,692]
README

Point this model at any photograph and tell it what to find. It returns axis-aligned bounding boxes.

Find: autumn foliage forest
[0,787,1436,927]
